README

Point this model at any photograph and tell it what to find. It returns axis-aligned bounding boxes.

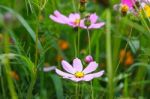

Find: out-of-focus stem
[4,31,18,99]
[87,29,91,55]
[106,9,114,99]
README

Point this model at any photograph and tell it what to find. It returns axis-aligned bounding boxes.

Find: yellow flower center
[121,5,129,13]
[74,19,80,25]
[74,71,84,78]
[144,5,150,17]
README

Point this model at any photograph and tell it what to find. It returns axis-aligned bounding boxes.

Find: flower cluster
[49,10,105,29]
[114,0,150,17]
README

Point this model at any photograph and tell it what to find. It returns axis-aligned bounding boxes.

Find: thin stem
[106,9,114,99]
[77,27,80,57]
[1,72,6,98]
[4,31,18,99]
[75,83,78,99]
[87,29,91,55]
[90,81,94,99]
[74,35,77,57]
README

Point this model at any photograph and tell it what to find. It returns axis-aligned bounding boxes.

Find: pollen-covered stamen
[74,71,84,78]
[121,4,129,13]
[74,19,80,25]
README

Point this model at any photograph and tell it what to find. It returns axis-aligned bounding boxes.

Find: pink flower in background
[55,58,104,82]
[113,0,136,14]
[121,0,136,9]
[49,11,105,29]
[80,13,105,29]
[49,10,69,24]
[49,10,81,28]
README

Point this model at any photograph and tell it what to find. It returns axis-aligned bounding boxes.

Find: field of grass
[0,0,150,99]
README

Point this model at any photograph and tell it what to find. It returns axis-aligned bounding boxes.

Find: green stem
[77,28,80,57]
[4,32,18,99]
[106,9,114,99]
[75,83,79,99]
[87,29,91,55]
[90,81,94,99]
[74,35,77,57]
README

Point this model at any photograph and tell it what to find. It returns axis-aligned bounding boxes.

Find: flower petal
[90,13,98,23]
[92,70,105,78]
[43,66,56,72]
[61,60,76,74]
[83,70,104,81]
[73,58,83,71]
[54,10,69,22]
[79,19,87,29]
[67,77,83,82]
[49,10,69,24]
[121,0,135,9]
[49,15,66,24]
[83,62,98,74]
[88,22,105,29]
[55,68,74,78]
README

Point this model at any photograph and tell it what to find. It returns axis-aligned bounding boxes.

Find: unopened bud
[80,0,87,4]
[84,17,91,27]
[84,55,93,63]
[79,5,86,13]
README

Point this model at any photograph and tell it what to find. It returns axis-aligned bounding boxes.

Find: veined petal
[83,62,98,74]
[55,69,74,78]
[67,77,83,82]
[83,70,104,81]
[62,60,76,74]
[73,58,83,71]
[92,70,105,78]
[88,22,105,29]
[90,13,98,23]
[83,74,94,81]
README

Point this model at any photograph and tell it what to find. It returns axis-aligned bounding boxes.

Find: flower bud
[84,15,91,27]
[79,5,86,13]
[80,0,87,4]
[84,55,93,63]
[3,12,13,25]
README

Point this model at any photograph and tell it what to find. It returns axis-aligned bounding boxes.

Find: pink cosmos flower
[49,10,81,28]
[55,58,104,82]
[80,13,105,29]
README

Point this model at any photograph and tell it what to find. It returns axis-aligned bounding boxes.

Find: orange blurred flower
[119,49,134,66]
[0,34,3,41]
[58,40,69,50]
[10,71,19,80]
